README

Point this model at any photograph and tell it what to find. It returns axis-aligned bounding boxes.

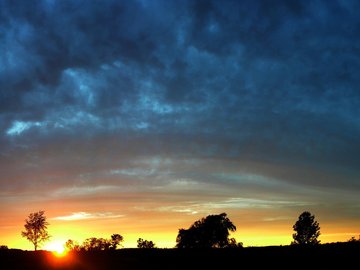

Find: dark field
[1,243,359,270]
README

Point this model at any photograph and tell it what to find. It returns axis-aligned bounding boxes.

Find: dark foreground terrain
[1,243,359,270]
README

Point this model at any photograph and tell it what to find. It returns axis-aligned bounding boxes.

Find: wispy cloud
[6,121,43,136]
[52,212,124,221]
[140,197,313,215]
[52,185,123,197]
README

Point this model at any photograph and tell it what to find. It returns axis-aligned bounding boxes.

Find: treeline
[64,234,123,251]
[64,236,155,251]
[2,210,359,251]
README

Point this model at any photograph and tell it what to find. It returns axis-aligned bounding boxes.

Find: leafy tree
[21,211,50,251]
[348,235,360,243]
[110,234,124,250]
[79,234,124,251]
[0,245,8,250]
[226,237,243,248]
[292,211,320,245]
[176,213,238,248]
[82,237,110,251]
[64,239,81,252]
[137,238,156,249]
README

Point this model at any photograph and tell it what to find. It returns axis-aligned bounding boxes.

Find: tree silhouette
[292,211,320,245]
[73,234,124,251]
[226,237,243,248]
[348,235,360,243]
[82,237,111,251]
[137,238,156,248]
[64,239,81,252]
[21,211,50,251]
[176,213,238,248]
[110,234,124,250]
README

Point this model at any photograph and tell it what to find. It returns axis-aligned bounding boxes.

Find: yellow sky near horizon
[2,208,359,250]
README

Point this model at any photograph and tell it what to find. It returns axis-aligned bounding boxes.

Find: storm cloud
[1,0,360,247]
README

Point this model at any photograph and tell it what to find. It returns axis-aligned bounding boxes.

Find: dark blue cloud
[1,0,360,187]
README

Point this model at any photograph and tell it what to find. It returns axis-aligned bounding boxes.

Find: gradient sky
[1,0,360,250]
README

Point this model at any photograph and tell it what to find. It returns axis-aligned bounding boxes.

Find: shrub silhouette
[348,235,360,243]
[65,234,124,251]
[226,237,243,248]
[292,211,320,245]
[110,234,124,250]
[82,237,110,251]
[137,238,156,248]
[64,239,81,252]
[176,212,239,248]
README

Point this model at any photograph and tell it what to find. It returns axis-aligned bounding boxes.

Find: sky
[1,0,360,249]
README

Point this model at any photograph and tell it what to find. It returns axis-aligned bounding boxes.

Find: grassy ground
[1,243,359,269]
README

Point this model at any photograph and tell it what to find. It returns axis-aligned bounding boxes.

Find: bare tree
[21,211,50,251]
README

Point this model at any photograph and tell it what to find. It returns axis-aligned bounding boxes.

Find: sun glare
[45,241,67,257]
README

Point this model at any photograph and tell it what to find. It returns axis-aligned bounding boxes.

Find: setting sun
[45,241,67,257]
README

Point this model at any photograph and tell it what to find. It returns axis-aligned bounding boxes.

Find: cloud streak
[52,212,124,221]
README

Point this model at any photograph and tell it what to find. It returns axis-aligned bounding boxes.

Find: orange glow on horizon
[4,228,359,250]
[53,249,67,258]
[44,248,75,269]
[2,209,359,250]
[44,240,67,257]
